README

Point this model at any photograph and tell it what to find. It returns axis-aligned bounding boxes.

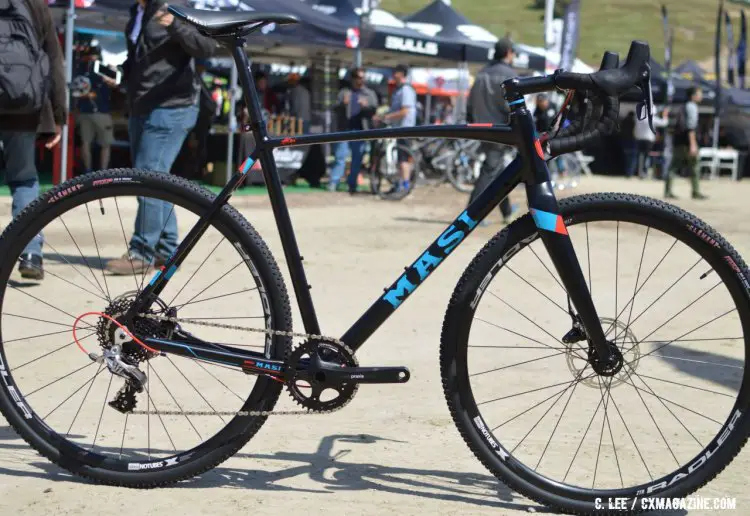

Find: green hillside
[379,0,736,67]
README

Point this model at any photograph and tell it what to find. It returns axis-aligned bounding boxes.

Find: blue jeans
[329,140,365,190]
[0,131,42,256]
[128,105,198,262]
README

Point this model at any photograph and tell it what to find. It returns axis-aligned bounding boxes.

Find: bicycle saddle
[168,5,299,37]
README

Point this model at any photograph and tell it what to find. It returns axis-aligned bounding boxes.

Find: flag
[714,1,724,150]
[739,10,747,88]
[727,12,736,86]
[661,4,674,103]
[715,2,723,118]
[544,0,556,71]
[559,0,581,71]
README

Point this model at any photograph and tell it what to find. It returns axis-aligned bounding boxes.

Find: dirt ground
[0,173,748,515]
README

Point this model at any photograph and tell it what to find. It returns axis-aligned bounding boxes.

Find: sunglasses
[353,75,364,80]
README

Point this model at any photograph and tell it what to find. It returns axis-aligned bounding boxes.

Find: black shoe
[692,193,708,200]
[18,253,44,280]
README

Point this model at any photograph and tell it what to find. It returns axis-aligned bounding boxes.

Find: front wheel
[441,193,750,514]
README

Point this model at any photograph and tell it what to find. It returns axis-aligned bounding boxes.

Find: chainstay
[132,313,355,417]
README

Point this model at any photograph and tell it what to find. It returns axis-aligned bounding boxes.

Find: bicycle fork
[512,106,619,369]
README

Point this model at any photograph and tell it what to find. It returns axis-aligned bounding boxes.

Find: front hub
[589,341,624,376]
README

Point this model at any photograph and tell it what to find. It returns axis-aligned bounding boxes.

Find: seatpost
[228,38,323,337]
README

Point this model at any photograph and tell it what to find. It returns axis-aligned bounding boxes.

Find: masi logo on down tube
[382,211,477,308]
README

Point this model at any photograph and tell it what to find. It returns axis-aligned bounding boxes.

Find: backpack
[670,104,689,145]
[0,0,50,114]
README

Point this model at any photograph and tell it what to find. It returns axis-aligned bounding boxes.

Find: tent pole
[226,60,238,184]
[60,1,76,184]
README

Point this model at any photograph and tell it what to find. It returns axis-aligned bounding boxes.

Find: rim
[460,203,748,495]
[0,183,278,471]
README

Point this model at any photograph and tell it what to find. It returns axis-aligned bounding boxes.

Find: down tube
[340,156,524,351]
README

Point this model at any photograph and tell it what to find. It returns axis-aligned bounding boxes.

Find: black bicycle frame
[123,37,612,376]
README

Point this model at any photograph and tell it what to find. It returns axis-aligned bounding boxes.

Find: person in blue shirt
[76,47,114,174]
[374,64,416,192]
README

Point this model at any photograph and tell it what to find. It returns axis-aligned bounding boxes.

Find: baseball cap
[493,38,515,61]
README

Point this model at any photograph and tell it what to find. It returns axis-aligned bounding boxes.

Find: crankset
[285,340,410,412]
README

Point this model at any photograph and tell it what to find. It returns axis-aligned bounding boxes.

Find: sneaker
[327,182,339,192]
[665,192,678,200]
[105,253,156,276]
[692,193,708,200]
[18,253,44,280]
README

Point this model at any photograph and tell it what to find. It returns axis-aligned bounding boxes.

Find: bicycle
[412,137,486,193]
[366,125,419,200]
[0,8,748,515]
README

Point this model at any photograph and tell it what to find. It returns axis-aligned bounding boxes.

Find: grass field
[380,0,735,67]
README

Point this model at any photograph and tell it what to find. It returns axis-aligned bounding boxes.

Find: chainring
[285,341,359,412]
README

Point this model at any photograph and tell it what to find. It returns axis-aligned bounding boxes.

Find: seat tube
[511,98,613,362]
[231,40,322,336]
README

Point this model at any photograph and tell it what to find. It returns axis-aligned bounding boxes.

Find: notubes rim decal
[530,208,568,235]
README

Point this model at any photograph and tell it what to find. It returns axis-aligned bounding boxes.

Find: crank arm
[317,362,411,384]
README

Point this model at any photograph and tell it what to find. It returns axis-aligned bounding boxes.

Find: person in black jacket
[106,0,216,275]
[0,0,66,280]
[466,38,517,224]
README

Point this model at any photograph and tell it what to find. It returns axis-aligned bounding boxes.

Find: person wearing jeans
[329,68,378,192]
[105,0,215,275]
[126,105,198,263]
[0,0,66,281]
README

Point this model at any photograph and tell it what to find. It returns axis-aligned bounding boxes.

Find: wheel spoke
[473,317,585,355]
[15,332,96,371]
[528,243,567,296]
[85,203,112,302]
[177,260,246,310]
[172,287,259,311]
[167,237,226,307]
[480,371,597,406]
[166,356,226,424]
[113,197,141,293]
[59,216,109,301]
[144,362,177,453]
[149,364,203,440]
[624,373,681,467]
[42,365,105,420]
[44,240,108,300]
[66,364,103,436]
[505,265,569,315]
[91,373,114,450]
[626,366,705,448]
[27,361,97,397]
[486,291,587,361]
[535,366,586,470]
[622,227,650,343]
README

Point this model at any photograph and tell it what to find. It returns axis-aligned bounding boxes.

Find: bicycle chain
[128,313,355,417]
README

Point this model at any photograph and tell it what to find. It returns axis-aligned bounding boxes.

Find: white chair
[698,147,740,180]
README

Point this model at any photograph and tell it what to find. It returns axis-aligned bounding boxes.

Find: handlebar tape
[546,42,648,156]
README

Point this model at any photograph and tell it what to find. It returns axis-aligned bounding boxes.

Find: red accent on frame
[534,139,544,159]
[281,137,297,145]
[555,216,569,235]
[467,123,493,127]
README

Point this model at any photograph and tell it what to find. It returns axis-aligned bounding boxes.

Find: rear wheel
[441,193,750,513]
[0,169,293,487]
